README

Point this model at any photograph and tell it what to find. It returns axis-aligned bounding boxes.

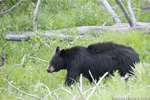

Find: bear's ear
[60,49,66,57]
[56,46,60,53]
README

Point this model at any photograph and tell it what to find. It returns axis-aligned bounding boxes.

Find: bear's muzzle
[47,66,55,73]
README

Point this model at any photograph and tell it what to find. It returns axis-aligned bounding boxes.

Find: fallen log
[5,23,150,41]
[141,4,150,10]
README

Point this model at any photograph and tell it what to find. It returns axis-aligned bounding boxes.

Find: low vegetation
[0,0,150,99]
[1,31,150,99]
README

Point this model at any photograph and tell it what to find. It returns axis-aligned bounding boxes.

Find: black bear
[47,42,139,86]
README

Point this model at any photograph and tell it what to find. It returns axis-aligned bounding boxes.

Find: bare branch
[88,70,101,94]
[40,83,52,98]
[42,42,53,50]
[0,0,23,15]
[102,14,124,28]
[33,0,43,31]
[148,0,150,4]
[44,88,61,98]
[76,83,86,100]
[26,55,49,63]
[80,74,83,92]
[1,52,5,76]
[99,0,121,23]
[15,97,25,100]
[126,0,136,22]
[8,82,11,93]
[60,86,72,95]
[116,0,135,27]
[0,87,22,97]
[87,72,108,100]
[6,54,26,79]
[53,92,60,100]
[3,78,43,100]
[6,54,48,79]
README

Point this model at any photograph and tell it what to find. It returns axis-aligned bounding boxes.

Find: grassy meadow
[0,0,150,100]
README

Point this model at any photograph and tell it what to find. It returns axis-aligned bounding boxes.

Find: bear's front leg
[65,68,79,86]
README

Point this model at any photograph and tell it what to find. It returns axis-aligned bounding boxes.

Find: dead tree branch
[126,0,136,22]
[99,0,121,23]
[0,0,23,15]
[6,54,48,79]
[87,72,108,100]
[26,55,49,63]
[76,83,86,100]
[1,52,5,76]
[44,86,73,99]
[42,42,53,50]
[116,0,135,27]
[88,70,101,94]
[80,74,83,92]
[33,0,43,32]
[3,78,43,100]
[0,87,22,97]
[6,55,26,79]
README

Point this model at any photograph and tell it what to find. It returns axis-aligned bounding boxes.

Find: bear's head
[47,46,66,73]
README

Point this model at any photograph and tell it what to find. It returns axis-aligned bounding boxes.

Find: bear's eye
[51,62,57,66]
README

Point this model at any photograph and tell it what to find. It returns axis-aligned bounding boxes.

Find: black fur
[47,42,139,86]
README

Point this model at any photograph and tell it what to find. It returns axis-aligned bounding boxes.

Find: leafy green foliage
[0,0,149,32]
[0,0,150,99]
[1,31,150,99]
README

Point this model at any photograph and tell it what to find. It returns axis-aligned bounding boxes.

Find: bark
[0,0,23,15]
[99,0,121,23]
[126,0,136,22]
[5,24,150,41]
[116,0,135,27]
[1,52,5,76]
[33,0,43,32]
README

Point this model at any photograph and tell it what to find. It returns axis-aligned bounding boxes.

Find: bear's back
[87,42,136,54]
[88,42,119,53]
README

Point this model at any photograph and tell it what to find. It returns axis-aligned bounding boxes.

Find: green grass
[0,0,149,32]
[0,31,150,99]
[0,0,150,99]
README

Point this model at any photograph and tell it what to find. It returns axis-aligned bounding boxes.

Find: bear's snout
[47,69,50,73]
[47,66,55,73]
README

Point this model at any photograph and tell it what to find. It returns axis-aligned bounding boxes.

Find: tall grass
[0,0,150,99]
[0,0,149,32]
[0,31,150,99]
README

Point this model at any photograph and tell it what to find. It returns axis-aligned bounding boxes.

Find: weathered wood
[0,0,23,15]
[141,4,150,10]
[5,23,150,41]
[126,0,136,22]
[99,0,121,23]
[1,52,5,76]
[116,0,135,27]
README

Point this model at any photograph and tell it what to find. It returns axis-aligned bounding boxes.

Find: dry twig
[0,87,22,97]
[3,78,43,100]
[116,0,134,27]
[0,0,23,15]
[33,0,44,31]
[126,0,136,22]
[87,72,108,100]
[6,54,48,79]
[99,0,121,23]
[6,54,26,79]
[88,70,101,94]
[42,42,53,50]
[80,74,83,92]
[1,52,5,76]
[76,83,86,100]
